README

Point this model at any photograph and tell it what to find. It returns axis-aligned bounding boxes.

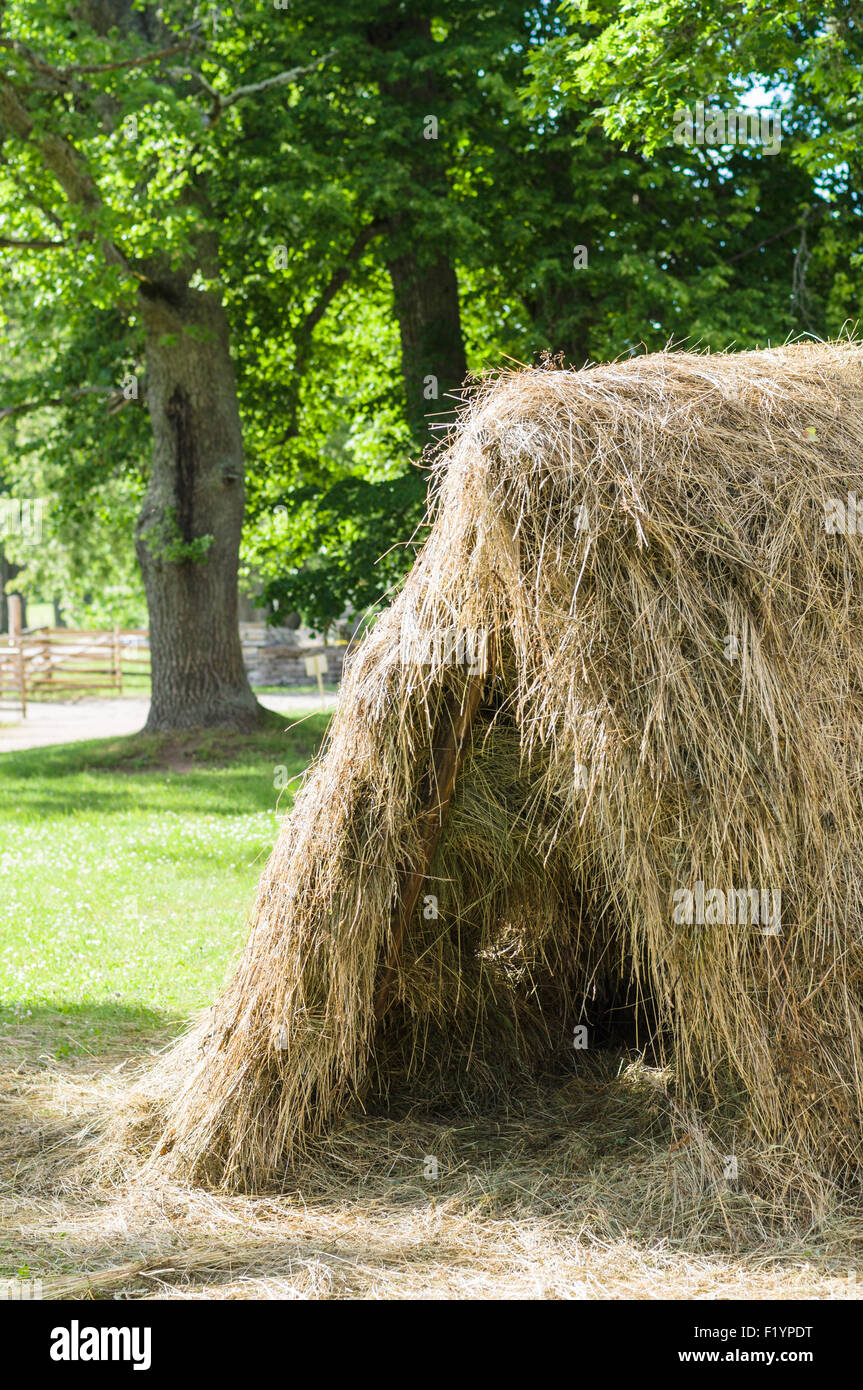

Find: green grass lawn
[0,715,330,1059]
[3,712,860,1303]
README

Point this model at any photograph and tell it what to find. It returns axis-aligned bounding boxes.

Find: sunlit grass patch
[0,717,330,1054]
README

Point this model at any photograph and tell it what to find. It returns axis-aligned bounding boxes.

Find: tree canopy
[1,1,860,679]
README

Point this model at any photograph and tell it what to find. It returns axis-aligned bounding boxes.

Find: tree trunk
[135,276,264,731]
[0,547,24,634]
[370,14,468,443]
[386,249,468,441]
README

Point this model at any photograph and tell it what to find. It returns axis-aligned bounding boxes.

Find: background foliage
[1,0,860,633]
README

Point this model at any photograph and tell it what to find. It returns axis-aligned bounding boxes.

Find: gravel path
[0,692,338,753]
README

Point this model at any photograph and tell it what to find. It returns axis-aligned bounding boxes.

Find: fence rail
[0,628,150,716]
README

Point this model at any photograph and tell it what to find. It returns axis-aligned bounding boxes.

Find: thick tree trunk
[370,14,468,443]
[386,249,468,440]
[135,277,264,731]
[0,1,261,729]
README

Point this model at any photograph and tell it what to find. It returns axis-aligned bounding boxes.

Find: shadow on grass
[0,999,183,1064]
[0,716,333,819]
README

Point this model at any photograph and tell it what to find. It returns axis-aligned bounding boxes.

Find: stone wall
[239,623,347,687]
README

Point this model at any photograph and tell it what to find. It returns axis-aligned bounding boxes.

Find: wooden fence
[0,628,150,716]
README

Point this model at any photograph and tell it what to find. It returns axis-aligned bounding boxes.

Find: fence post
[8,597,25,716]
[112,627,122,693]
[18,641,26,718]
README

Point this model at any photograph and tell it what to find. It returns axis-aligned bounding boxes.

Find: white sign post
[304,652,329,708]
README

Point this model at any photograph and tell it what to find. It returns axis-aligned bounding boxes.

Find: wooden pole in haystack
[374,663,488,1022]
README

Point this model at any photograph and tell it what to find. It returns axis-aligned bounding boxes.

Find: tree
[5,1,857,671]
[0,0,325,728]
[239,0,850,635]
[527,1,863,342]
[0,278,150,630]
[531,0,863,174]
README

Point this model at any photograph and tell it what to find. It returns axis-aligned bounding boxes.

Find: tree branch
[0,234,67,248]
[0,385,128,423]
[1,169,67,234]
[275,218,390,445]
[68,41,198,77]
[0,39,79,90]
[295,217,390,343]
[726,221,801,264]
[202,53,335,125]
[725,201,833,265]
[1,32,332,134]
[0,36,198,85]
[0,75,133,274]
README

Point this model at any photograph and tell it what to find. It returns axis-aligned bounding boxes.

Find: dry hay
[7,1040,863,1299]
[112,341,863,1202]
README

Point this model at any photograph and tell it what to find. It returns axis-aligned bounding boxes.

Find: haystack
[141,342,863,1192]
